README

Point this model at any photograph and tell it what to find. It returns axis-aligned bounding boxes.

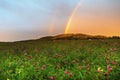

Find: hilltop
[39,33,120,41]
[39,33,114,41]
[52,33,107,40]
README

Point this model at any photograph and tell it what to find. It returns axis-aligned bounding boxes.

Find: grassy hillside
[0,39,120,80]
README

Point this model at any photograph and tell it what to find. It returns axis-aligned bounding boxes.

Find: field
[0,39,120,80]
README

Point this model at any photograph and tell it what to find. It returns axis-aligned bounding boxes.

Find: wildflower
[97,67,101,73]
[33,49,38,53]
[110,48,113,51]
[64,62,67,64]
[41,65,46,70]
[104,72,109,76]
[111,61,117,65]
[114,48,117,50]
[49,76,54,80]
[106,59,109,64]
[71,60,76,63]
[16,69,21,74]
[107,65,112,72]
[78,66,83,69]
[36,67,39,72]
[64,70,68,74]
[7,78,9,80]
[97,67,103,73]
[69,72,73,77]
[57,63,62,68]
[28,55,32,59]
[24,52,27,56]
[18,70,21,74]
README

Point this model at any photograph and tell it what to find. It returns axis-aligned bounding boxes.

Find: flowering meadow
[0,39,120,80]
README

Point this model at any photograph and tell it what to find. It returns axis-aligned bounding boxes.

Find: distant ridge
[1,33,120,42]
[39,33,120,40]
[51,33,107,40]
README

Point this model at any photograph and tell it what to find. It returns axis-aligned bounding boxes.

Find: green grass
[0,39,120,80]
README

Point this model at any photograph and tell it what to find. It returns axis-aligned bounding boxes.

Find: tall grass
[0,39,120,80]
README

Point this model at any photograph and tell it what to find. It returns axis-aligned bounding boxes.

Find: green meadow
[0,39,120,80]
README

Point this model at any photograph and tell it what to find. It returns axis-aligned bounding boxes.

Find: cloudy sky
[0,0,120,41]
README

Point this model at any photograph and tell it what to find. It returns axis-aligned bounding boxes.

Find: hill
[0,33,120,43]
[52,33,107,40]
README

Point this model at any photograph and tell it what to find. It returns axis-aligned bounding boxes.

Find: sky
[0,0,120,41]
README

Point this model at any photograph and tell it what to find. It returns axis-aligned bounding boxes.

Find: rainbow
[49,13,57,34]
[65,0,83,33]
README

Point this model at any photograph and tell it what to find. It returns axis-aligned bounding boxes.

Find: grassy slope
[0,39,120,80]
